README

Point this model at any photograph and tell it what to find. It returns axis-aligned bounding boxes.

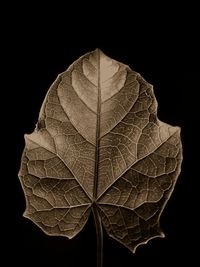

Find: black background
[4,2,199,267]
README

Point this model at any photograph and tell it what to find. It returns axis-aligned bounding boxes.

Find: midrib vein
[93,49,101,201]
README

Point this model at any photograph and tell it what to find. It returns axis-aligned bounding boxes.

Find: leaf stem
[92,205,103,267]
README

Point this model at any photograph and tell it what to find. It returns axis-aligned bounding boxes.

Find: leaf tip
[160,231,165,238]
[68,234,75,240]
[177,126,181,135]
[94,47,103,53]
[132,247,137,254]
[24,133,30,141]
[23,211,29,218]
[93,48,106,57]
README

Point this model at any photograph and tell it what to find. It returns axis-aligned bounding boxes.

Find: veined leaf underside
[19,49,182,253]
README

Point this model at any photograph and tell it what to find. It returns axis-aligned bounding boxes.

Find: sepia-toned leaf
[19,49,182,253]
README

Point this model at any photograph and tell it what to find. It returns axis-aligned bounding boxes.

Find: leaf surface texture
[19,49,182,252]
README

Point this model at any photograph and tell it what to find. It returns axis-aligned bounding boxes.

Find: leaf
[19,49,182,253]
